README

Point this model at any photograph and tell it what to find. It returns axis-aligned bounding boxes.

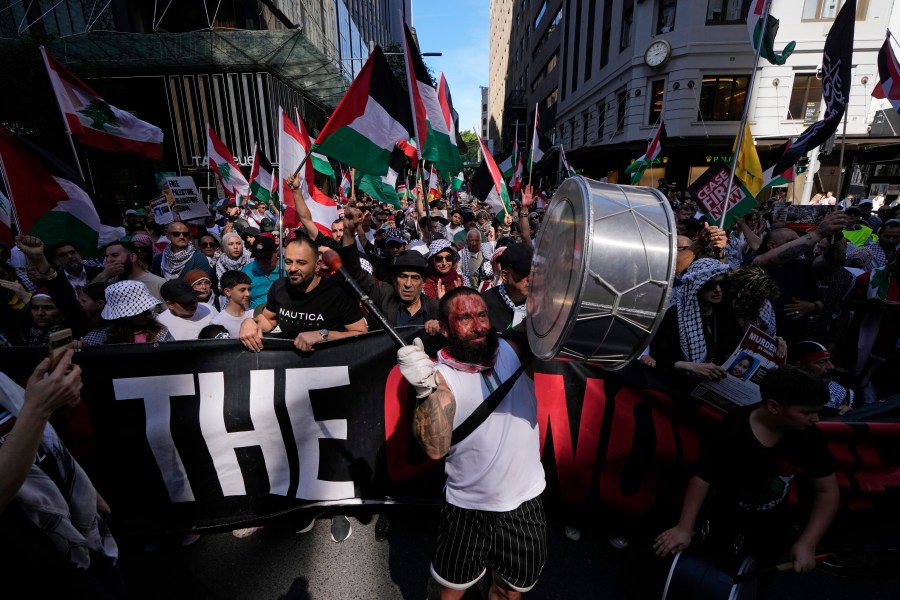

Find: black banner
[2,327,898,535]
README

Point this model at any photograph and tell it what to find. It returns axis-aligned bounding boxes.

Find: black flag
[771,0,856,175]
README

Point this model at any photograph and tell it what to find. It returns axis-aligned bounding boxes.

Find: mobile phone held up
[48,328,73,371]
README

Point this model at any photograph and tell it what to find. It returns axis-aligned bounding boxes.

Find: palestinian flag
[498,122,519,179]
[509,153,524,193]
[761,141,795,190]
[472,135,512,218]
[40,47,163,161]
[436,72,464,175]
[0,128,123,255]
[873,36,900,113]
[747,0,795,66]
[207,124,250,199]
[451,171,465,193]
[559,144,576,178]
[339,169,352,203]
[278,107,337,233]
[311,151,335,178]
[355,146,407,209]
[625,122,666,185]
[528,105,553,173]
[403,25,455,170]
[733,122,764,197]
[313,46,413,176]
[249,143,276,205]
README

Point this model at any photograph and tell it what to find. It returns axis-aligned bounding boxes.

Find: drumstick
[729,553,833,584]
[321,250,408,348]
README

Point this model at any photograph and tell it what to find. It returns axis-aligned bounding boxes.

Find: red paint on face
[446,294,491,347]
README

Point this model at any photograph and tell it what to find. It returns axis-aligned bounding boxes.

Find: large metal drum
[527,177,676,368]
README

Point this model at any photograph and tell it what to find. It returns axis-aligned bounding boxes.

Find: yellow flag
[733,122,763,197]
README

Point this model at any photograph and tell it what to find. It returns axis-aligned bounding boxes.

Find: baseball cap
[250,236,277,258]
[161,279,202,304]
[429,209,449,224]
[497,242,533,274]
[384,227,406,245]
[259,217,276,232]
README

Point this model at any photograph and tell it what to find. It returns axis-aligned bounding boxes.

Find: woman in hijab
[27,290,67,346]
[423,239,469,300]
[215,231,252,285]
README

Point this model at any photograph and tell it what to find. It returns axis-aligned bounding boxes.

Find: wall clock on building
[644,39,671,69]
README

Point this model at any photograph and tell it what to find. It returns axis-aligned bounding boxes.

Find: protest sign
[149,194,174,224]
[691,325,785,411]
[686,165,756,228]
[163,176,209,222]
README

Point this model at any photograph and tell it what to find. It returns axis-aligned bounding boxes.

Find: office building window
[621,0,634,50]
[649,80,665,125]
[706,0,750,24]
[582,112,589,145]
[597,103,606,139]
[585,0,598,80]
[535,1,547,28]
[787,74,823,122]
[657,0,677,34]
[802,0,868,20]
[572,0,583,94]
[616,88,628,132]
[698,75,749,121]
[600,0,613,68]
[562,0,572,100]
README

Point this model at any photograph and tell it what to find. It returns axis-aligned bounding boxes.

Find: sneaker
[564,526,581,542]
[608,536,629,550]
[375,513,390,542]
[181,533,202,547]
[295,516,316,534]
[331,515,352,543]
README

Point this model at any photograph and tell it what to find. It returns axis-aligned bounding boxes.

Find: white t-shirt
[156,304,218,340]
[211,308,254,338]
[436,340,545,512]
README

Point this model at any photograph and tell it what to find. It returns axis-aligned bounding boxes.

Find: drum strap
[450,359,532,446]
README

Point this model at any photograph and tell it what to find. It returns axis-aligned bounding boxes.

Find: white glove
[397,337,437,398]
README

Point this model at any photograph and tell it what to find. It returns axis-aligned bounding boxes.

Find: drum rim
[528,176,590,361]
[528,178,677,368]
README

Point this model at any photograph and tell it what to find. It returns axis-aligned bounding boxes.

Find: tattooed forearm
[413,386,456,459]
[775,243,812,262]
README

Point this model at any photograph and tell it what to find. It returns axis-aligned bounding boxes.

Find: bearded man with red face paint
[397,286,546,600]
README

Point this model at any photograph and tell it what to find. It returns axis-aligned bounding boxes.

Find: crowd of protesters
[1,173,899,597]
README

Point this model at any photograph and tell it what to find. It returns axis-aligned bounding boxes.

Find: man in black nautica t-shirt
[239,234,367,352]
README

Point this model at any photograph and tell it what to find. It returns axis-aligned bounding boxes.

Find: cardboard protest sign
[687,166,756,228]
[163,176,209,222]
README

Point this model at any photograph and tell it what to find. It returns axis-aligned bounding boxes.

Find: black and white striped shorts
[430,496,547,592]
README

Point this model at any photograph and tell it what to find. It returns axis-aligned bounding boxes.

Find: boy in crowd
[655,366,839,575]
[211,271,254,338]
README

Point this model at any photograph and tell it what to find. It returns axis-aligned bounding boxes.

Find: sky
[410,0,489,138]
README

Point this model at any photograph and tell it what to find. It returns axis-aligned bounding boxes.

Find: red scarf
[424,271,464,300]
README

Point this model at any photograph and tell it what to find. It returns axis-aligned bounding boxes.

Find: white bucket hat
[101,280,161,320]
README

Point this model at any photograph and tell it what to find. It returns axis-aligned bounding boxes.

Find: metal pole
[834,103,850,198]
[720,0,771,228]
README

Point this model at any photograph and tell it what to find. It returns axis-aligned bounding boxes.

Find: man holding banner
[398,287,545,600]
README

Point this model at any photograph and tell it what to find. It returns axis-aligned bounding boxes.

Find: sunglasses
[169,231,190,238]
[433,255,454,264]
[200,242,217,248]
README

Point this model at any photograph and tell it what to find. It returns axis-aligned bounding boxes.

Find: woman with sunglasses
[423,239,469,300]
[198,234,221,266]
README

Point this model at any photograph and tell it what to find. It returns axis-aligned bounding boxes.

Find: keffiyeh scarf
[459,242,494,285]
[676,259,731,362]
[496,283,527,329]
[437,346,498,373]
[160,243,196,280]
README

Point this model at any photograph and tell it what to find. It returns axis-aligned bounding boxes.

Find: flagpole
[720,0,771,229]
[39,46,88,185]
[834,102,850,198]
[528,103,537,188]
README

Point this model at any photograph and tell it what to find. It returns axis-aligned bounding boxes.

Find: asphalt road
[118,504,900,599]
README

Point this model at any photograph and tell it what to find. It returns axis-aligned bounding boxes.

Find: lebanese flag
[339,169,352,203]
[249,143,276,205]
[41,47,163,160]
[474,134,512,217]
[278,108,337,234]
[873,36,900,113]
[0,128,123,255]
[313,47,413,176]
[509,153,524,193]
[207,125,250,199]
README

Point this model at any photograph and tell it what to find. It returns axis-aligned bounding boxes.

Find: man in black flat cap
[339,207,441,335]
[482,242,532,333]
